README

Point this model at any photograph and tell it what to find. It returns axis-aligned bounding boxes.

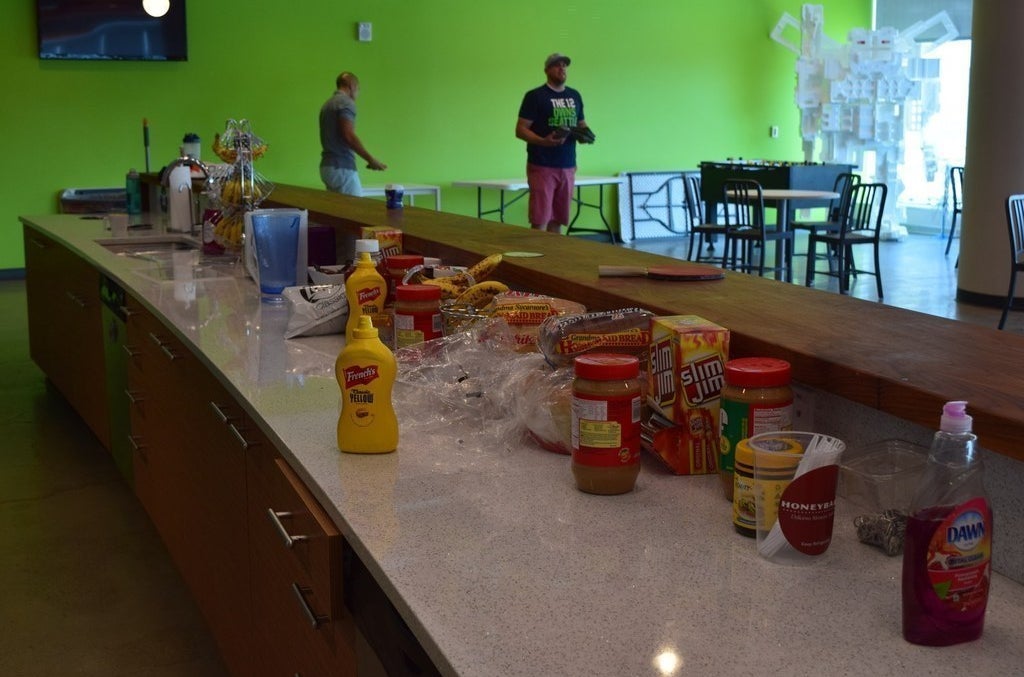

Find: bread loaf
[486,292,586,352]
[538,307,653,367]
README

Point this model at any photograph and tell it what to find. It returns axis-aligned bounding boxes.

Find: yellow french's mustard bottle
[345,251,388,342]
[336,315,398,454]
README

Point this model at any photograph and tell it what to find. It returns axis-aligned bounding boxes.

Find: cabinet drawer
[249,446,355,673]
[250,447,345,624]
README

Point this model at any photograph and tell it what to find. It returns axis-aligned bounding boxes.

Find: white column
[959,0,1024,302]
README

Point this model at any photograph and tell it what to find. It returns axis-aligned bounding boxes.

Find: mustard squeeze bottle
[336,315,398,454]
[345,250,388,342]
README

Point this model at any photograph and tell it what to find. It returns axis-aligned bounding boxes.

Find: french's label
[357,286,382,305]
[343,364,379,388]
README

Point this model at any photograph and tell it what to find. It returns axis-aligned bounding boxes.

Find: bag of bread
[538,307,653,367]
[513,365,574,455]
[484,291,585,352]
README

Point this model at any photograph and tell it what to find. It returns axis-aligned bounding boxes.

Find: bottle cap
[940,400,973,433]
[355,239,380,253]
[396,284,442,302]
[574,353,640,380]
[386,254,425,270]
[725,357,791,388]
[352,314,379,339]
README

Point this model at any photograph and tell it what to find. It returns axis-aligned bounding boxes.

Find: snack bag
[283,284,348,339]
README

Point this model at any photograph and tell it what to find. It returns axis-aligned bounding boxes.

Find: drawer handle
[119,304,137,317]
[209,401,231,424]
[65,291,86,308]
[124,389,144,405]
[266,509,308,548]
[30,236,47,250]
[291,583,328,630]
[227,422,257,449]
[158,343,179,361]
[121,343,140,358]
[148,332,164,347]
[128,435,146,453]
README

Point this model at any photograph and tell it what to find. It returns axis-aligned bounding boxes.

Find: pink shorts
[527,164,576,227]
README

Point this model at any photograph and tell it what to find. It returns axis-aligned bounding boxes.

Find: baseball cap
[545,53,571,68]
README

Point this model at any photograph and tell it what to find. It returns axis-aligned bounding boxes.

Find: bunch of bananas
[212,132,268,164]
[218,173,268,207]
[211,210,244,247]
[421,253,506,304]
[453,280,510,308]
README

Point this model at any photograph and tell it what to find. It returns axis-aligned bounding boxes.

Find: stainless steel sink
[97,234,202,258]
[97,235,241,282]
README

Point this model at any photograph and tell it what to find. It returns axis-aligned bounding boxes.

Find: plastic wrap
[393,317,571,454]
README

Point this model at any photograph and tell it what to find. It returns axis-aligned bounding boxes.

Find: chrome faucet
[161,155,211,236]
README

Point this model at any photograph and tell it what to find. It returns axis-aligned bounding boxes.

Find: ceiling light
[143,0,170,18]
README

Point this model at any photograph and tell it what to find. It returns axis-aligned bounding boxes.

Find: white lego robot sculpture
[771,5,957,237]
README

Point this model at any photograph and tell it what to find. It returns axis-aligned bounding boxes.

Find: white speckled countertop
[22,214,1024,676]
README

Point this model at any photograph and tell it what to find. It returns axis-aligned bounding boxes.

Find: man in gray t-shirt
[318,72,386,197]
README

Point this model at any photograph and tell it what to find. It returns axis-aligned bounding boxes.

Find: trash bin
[58,187,127,214]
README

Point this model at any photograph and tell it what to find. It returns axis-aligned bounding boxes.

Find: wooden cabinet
[248,443,357,676]
[125,295,194,566]
[186,363,254,677]
[23,225,109,448]
[125,297,252,676]
[125,297,358,676]
[26,229,393,676]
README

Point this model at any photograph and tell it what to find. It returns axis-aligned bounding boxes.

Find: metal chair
[684,174,727,263]
[791,172,860,271]
[945,165,964,257]
[721,179,793,280]
[999,194,1024,329]
[806,182,887,298]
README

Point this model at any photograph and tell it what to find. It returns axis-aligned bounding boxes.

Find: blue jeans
[320,166,362,197]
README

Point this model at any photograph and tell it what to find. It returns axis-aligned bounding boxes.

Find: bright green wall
[2,0,869,270]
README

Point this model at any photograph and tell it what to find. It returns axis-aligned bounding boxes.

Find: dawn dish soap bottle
[345,250,388,342]
[901,401,992,646]
[336,315,398,454]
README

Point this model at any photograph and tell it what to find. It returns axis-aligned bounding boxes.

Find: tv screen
[37,0,188,62]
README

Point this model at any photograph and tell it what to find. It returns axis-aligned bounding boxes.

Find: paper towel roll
[167,164,193,233]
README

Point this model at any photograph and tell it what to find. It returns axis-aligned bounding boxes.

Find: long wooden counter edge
[263,183,1024,463]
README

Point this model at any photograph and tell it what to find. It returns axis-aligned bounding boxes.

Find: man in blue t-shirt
[319,72,387,197]
[516,53,592,233]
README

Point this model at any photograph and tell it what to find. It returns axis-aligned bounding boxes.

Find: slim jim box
[359,226,403,258]
[645,315,729,475]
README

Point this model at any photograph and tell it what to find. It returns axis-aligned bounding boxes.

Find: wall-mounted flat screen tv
[37,1,188,61]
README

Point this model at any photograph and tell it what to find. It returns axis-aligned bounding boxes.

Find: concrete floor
[0,281,228,677]
[0,231,1018,676]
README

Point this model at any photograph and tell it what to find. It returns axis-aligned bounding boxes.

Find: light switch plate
[358,22,372,42]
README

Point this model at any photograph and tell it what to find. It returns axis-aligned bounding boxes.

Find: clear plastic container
[839,439,927,514]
